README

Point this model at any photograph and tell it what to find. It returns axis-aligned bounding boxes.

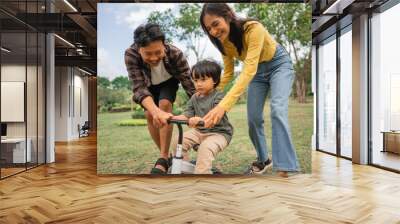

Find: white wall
[55,67,89,141]
[1,65,26,81]
[55,67,69,141]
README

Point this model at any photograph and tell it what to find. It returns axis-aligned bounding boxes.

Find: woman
[200,3,299,177]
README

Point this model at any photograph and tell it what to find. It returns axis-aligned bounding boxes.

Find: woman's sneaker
[245,158,273,175]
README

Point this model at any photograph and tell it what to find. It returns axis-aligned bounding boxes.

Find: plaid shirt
[125,43,195,105]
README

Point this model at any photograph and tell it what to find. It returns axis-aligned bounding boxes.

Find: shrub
[117,119,147,126]
[172,106,184,115]
[97,86,132,111]
[131,104,146,119]
[109,105,132,113]
[131,110,146,119]
[174,87,189,108]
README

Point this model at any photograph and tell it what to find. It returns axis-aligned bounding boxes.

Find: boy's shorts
[147,77,179,108]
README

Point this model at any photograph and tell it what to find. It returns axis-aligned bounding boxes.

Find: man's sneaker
[245,158,273,175]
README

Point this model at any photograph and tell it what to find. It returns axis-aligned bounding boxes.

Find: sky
[97,3,223,80]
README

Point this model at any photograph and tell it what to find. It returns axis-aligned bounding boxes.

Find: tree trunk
[295,50,311,104]
[295,74,307,104]
[290,41,302,102]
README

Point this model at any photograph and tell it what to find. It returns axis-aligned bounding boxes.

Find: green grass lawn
[97,98,313,174]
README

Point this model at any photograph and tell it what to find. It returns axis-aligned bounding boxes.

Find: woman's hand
[188,117,203,128]
[203,105,226,128]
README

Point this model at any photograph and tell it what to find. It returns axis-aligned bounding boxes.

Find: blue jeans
[247,44,300,171]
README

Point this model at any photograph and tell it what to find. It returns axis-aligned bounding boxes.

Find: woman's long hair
[200,3,256,56]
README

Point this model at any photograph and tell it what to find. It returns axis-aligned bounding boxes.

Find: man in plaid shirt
[125,23,195,174]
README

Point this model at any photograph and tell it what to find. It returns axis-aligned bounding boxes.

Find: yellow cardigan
[217,21,277,111]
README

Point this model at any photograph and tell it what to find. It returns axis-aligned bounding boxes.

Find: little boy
[171,60,233,174]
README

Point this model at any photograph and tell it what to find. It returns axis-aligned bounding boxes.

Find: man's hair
[191,59,221,88]
[134,23,165,48]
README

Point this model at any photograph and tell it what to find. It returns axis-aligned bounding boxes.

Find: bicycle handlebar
[167,119,205,127]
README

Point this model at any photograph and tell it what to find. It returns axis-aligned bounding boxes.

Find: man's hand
[152,108,173,128]
[171,115,188,121]
[203,105,225,128]
[142,96,173,128]
[188,117,203,128]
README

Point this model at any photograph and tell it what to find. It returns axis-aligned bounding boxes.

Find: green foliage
[117,119,147,126]
[235,4,311,50]
[131,111,146,119]
[174,87,189,108]
[147,4,206,61]
[100,87,131,107]
[97,85,132,111]
[98,76,111,89]
[97,76,133,112]
[175,4,205,61]
[172,106,184,115]
[235,3,312,103]
[109,105,132,113]
[131,105,146,119]
[147,9,176,43]
[111,76,131,90]
[175,4,203,38]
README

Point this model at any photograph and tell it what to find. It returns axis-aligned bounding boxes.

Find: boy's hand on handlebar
[188,117,203,128]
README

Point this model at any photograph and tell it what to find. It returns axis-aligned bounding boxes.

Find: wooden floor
[1,135,400,223]
[373,151,400,171]
[1,167,26,177]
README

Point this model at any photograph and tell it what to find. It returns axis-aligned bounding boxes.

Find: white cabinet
[1,138,32,163]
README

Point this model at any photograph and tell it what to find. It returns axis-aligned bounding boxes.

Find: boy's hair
[134,23,165,48]
[191,60,221,87]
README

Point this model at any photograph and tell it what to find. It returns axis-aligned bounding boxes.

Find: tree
[98,76,111,89]
[97,86,131,111]
[147,9,177,43]
[111,76,131,90]
[147,3,206,62]
[174,3,206,61]
[97,76,132,111]
[236,3,311,103]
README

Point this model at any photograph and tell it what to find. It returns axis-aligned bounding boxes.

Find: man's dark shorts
[148,77,179,107]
